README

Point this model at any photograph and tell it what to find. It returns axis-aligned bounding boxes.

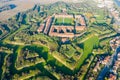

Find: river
[114,0,120,7]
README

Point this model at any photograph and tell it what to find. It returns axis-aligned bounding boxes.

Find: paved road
[97,46,120,80]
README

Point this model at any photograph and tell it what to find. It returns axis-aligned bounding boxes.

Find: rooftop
[37,14,86,40]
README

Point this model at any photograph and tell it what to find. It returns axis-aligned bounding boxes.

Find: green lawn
[55,18,74,26]
[95,9,105,20]
[60,44,76,58]
[75,36,99,72]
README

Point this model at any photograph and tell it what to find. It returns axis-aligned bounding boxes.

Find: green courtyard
[54,18,75,26]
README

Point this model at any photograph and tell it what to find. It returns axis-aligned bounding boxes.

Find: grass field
[54,18,74,26]
[60,44,76,58]
[3,25,29,44]
[75,35,99,71]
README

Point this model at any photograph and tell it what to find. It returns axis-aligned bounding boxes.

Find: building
[37,14,86,42]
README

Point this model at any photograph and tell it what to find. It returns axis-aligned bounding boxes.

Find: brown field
[0,0,34,21]
[0,0,84,21]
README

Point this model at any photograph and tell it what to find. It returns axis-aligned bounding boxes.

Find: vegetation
[60,44,76,58]
[0,1,117,80]
[75,36,99,71]
[55,18,74,26]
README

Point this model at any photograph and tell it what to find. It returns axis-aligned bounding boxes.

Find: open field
[55,18,74,25]
[60,44,76,58]
[75,36,99,70]
[0,1,34,21]
[0,0,85,21]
